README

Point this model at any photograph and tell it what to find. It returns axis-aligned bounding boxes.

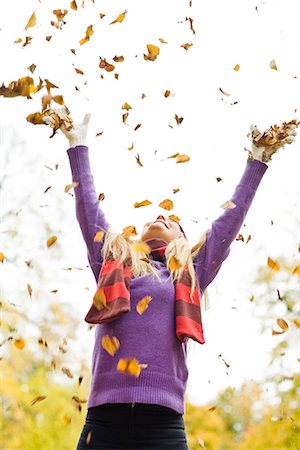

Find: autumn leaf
[172,188,180,194]
[135,154,143,167]
[169,255,182,271]
[86,431,92,445]
[94,231,104,242]
[101,335,120,356]
[25,12,37,30]
[122,113,129,123]
[98,192,105,201]
[277,318,288,331]
[122,225,137,238]
[292,265,300,275]
[64,181,79,192]
[216,177,222,182]
[27,283,33,298]
[272,329,285,335]
[31,396,47,405]
[220,200,236,209]
[79,25,94,45]
[0,252,5,263]
[293,318,300,328]
[62,367,73,378]
[233,64,240,71]
[144,44,160,61]
[27,64,37,74]
[46,236,57,247]
[236,234,244,242]
[164,90,171,97]
[93,288,106,310]
[219,87,230,96]
[74,67,84,75]
[208,405,217,412]
[70,1,78,11]
[246,234,252,244]
[159,38,168,44]
[122,102,132,110]
[113,55,125,62]
[174,114,184,125]
[134,200,152,208]
[131,242,151,255]
[0,77,38,98]
[117,358,147,377]
[14,339,25,350]
[267,257,280,271]
[62,414,72,424]
[128,142,134,151]
[110,10,127,24]
[270,59,278,70]
[99,13,105,19]
[136,296,152,315]
[180,43,193,50]
[176,154,190,163]
[159,199,174,211]
[168,214,180,222]
[134,123,142,131]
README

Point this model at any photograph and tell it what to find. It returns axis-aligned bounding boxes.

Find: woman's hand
[43,106,91,148]
[247,120,298,163]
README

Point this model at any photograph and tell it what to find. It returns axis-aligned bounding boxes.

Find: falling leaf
[233,64,240,71]
[134,123,142,131]
[174,114,184,125]
[86,431,92,445]
[277,318,288,331]
[159,38,168,44]
[186,17,196,34]
[267,257,280,271]
[70,1,78,11]
[113,55,124,62]
[246,234,252,244]
[270,59,278,70]
[293,318,300,328]
[134,200,152,208]
[99,13,105,19]
[110,10,127,24]
[46,35,52,41]
[0,77,38,98]
[216,177,222,182]
[220,200,236,209]
[27,283,33,298]
[64,181,79,192]
[98,193,105,201]
[96,131,104,137]
[144,44,160,61]
[164,90,171,97]
[292,266,300,275]
[74,67,84,75]
[122,225,137,238]
[219,87,230,96]
[136,296,152,315]
[272,329,285,335]
[117,358,147,377]
[128,142,134,151]
[135,154,143,167]
[14,339,25,350]
[25,12,37,30]
[79,25,94,45]
[249,295,254,302]
[62,367,73,378]
[23,36,33,48]
[27,64,37,74]
[31,396,46,405]
[208,405,217,412]
[169,255,182,271]
[122,113,129,123]
[101,335,120,356]
[93,289,106,310]
[131,242,151,255]
[14,38,22,44]
[62,414,72,424]
[168,214,180,222]
[94,231,104,242]
[46,236,57,247]
[0,252,5,263]
[78,375,83,385]
[180,43,193,50]
[236,234,244,242]
[159,199,174,211]
[141,93,147,99]
[172,188,180,194]
[122,102,132,110]
[177,154,190,163]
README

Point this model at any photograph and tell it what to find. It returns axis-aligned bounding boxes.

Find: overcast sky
[1,0,299,404]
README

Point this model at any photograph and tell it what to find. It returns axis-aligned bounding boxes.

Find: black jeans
[76,403,189,450]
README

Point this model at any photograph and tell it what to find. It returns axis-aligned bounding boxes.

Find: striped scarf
[85,241,205,344]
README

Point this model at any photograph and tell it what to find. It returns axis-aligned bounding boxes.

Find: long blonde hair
[102,228,210,310]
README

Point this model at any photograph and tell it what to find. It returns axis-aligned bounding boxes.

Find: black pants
[76,403,189,450]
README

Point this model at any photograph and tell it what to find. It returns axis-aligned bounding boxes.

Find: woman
[44,109,296,450]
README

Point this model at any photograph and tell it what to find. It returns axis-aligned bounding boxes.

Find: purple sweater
[67,145,268,414]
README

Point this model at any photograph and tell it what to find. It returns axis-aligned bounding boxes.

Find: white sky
[1,0,300,405]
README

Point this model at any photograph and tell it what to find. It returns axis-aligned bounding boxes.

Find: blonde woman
[44,110,296,450]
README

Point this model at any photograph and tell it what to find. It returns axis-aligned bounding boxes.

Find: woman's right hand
[43,106,91,148]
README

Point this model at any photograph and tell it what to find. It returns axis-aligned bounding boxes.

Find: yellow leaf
[134,200,152,208]
[0,252,4,263]
[122,113,129,123]
[293,318,300,328]
[62,414,72,424]
[113,55,125,62]
[70,1,77,11]
[176,154,190,163]
[46,236,57,247]
[25,12,36,30]
[233,64,240,71]
[159,38,168,44]
[159,199,174,211]
[168,214,180,222]
[101,335,120,356]
[122,225,138,239]
[79,25,94,45]
[110,10,127,24]
[220,200,236,209]
[128,142,134,151]
[292,265,300,275]
[277,318,288,331]
[93,289,106,310]
[270,59,278,70]
[122,102,132,110]
[267,257,280,271]
[14,339,25,350]
[131,242,151,255]
[64,181,79,192]
[169,255,182,271]
[94,231,104,242]
[144,44,160,61]
[272,329,285,335]
[136,296,152,315]
[31,396,47,405]
[86,431,92,445]
[117,358,147,377]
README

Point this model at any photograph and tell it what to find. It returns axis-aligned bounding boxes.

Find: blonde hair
[102,227,210,310]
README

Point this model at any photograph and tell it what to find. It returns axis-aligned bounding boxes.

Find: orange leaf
[158,38,168,44]
[14,339,25,350]
[169,255,182,271]
[180,43,193,50]
[27,283,33,298]
[267,257,280,271]
[176,154,190,163]
[110,10,127,24]
[46,236,57,247]
[134,200,152,208]
[168,214,180,222]
[136,296,152,315]
[94,231,104,242]
[79,25,94,45]
[144,44,160,61]
[131,242,151,255]
[70,1,78,11]
[277,318,288,331]
[117,358,147,377]
[101,335,120,356]
[122,225,137,238]
[293,318,300,328]
[292,265,300,275]
[93,289,106,310]
[62,414,72,424]
[0,252,4,263]
[122,102,132,110]
[31,396,47,405]
[159,199,174,211]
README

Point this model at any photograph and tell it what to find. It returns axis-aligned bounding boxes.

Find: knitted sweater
[67,145,268,414]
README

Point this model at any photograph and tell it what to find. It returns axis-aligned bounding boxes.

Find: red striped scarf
[85,241,205,344]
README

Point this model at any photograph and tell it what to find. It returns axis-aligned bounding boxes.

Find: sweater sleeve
[66,145,109,282]
[194,159,268,292]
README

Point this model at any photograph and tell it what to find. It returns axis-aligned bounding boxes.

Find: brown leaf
[208,405,217,412]
[134,200,152,208]
[136,296,152,315]
[236,234,244,242]
[122,102,132,110]
[219,87,230,96]
[159,199,174,211]
[186,17,196,34]
[164,90,171,97]
[135,154,143,167]
[46,236,57,247]
[0,77,38,98]
[246,234,252,244]
[101,335,120,356]
[113,55,125,62]
[174,114,184,125]
[158,38,168,44]
[172,188,180,194]
[64,181,79,192]
[134,123,142,131]
[27,283,33,298]
[216,177,222,182]
[117,358,147,377]
[122,113,129,123]
[99,13,105,19]
[27,64,37,74]
[70,1,78,11]
[62,367,73,378]
[220,200,236,209]
[293,318,300,328]
[98,193,105,201]
[31,396,47,405]
[267,257,280,271]
[180,43,193,50]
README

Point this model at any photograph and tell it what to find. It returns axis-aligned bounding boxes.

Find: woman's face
[141,215,183,243]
